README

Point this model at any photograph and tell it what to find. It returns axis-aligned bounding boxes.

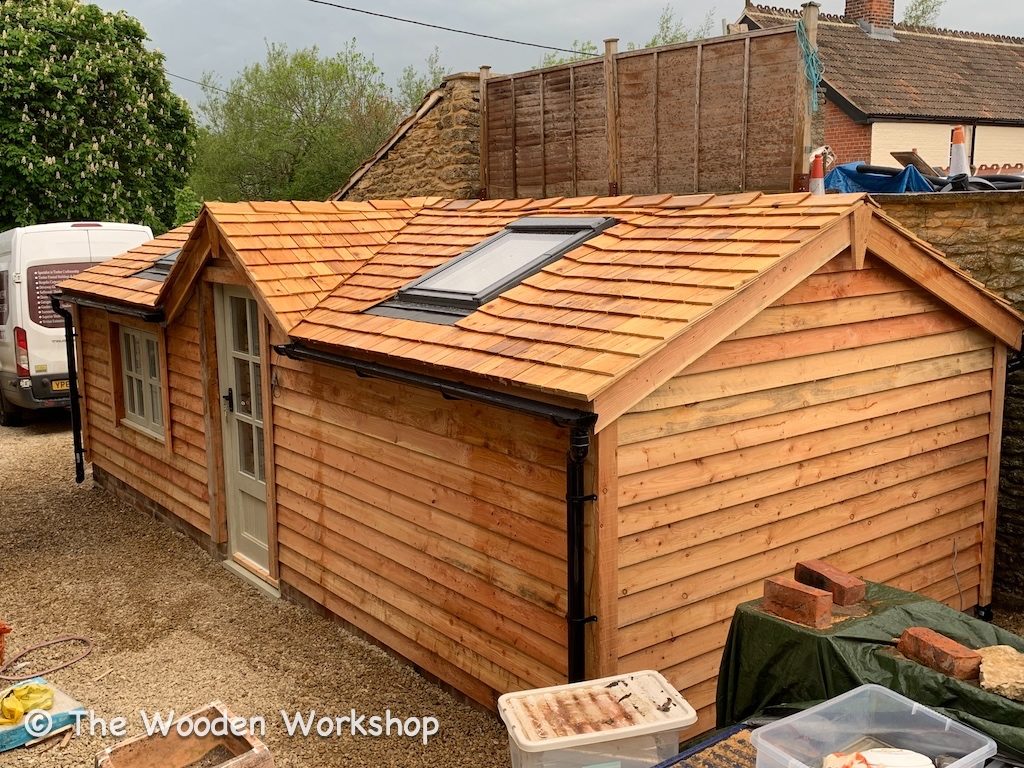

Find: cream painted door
[216,285,269,573]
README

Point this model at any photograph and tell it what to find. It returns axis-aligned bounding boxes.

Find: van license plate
[51,380,70,392]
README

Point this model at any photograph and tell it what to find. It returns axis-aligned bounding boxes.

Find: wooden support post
[792,2,820,191]
[510,77,518,198]
[981,343,1007,607]
[653,51,660,194]
[260,316,280,581]
[740,37,751,191]
[539,72,546,198]
[693,43,703,193]
[199,280,227,547]
[570,67,578,197]
[850,204,871,269]
[604,38,620,196]
[478,65,490,199]
[585,422,619,678]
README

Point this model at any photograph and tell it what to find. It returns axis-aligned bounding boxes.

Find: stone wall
[875,192,1024,606]
[338,73,480,202]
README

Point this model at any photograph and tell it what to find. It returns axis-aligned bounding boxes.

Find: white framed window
[120,326,164,437]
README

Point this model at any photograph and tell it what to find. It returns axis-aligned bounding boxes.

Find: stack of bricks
[761,561,983,681]
[762,559,867,629]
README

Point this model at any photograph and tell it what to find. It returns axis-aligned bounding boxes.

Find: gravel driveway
[0,415,508,767]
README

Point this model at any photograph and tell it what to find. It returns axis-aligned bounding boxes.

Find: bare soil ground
[0,415,508,767]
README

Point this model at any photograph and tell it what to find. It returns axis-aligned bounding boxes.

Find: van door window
[26,263,84,327]
[0,270,8,325]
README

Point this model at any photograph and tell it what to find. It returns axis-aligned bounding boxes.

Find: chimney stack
[845,0,894,29]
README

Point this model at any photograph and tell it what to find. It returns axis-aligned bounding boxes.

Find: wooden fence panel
[484,27,803,198]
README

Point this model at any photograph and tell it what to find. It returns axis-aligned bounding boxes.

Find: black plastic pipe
[275,341,600,681]
[50,295,86,484]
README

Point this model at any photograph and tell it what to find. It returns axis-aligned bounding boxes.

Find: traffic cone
[810,153,825,196]
[949,125,970,177]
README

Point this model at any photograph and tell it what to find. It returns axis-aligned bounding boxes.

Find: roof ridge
[745,2,1024,44]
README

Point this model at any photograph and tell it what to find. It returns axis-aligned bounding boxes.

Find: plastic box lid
[497,670,697,753]
[750,685,996,768]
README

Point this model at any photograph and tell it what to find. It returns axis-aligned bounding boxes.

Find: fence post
[604,38,620,196]
[478,65,491,199]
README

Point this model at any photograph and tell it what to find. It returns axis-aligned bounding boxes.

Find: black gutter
[50,295,86,484]
[58,294,164,323]
[275,341,600,682]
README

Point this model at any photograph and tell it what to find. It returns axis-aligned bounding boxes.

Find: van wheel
[0,391,23,427]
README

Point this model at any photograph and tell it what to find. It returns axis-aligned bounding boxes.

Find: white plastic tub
[750,685,996,768]
[498,671,697,768]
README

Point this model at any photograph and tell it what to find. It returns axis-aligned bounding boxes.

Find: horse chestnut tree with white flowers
[0,0,195,232]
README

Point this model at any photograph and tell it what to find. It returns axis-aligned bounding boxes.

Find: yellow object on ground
[0,683,53,726]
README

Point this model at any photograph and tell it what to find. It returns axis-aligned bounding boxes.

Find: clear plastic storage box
[498,671,697,768]
[750,685,996,768]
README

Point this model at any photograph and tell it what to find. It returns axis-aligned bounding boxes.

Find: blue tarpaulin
[825,162,934,193]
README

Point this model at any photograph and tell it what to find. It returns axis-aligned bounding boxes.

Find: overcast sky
[89,0,1024,110]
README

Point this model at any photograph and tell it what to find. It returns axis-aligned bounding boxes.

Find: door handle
[223,387,234,413]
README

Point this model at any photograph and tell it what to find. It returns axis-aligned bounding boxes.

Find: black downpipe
[51,295,86,484]
[567,425,597,682]
[276,342,600,680]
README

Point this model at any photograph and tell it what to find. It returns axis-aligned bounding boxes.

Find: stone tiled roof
[743,4,1024,124]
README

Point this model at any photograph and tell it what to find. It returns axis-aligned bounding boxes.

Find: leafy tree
[0,0,195,232]
[631,5,715,49]
[192,42,400,203]
[396,47,447,113]
[539,5,715,66]
[902,0,944,26]
[539,40,601,68]
[173,185,201,227]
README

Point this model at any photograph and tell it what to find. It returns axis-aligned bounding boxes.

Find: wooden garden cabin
[57,192,1023,733]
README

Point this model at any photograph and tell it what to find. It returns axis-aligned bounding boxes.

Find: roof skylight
[132,249,181,283]
[369,216,616,324]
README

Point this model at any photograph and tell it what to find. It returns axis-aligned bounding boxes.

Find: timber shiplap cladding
[484,28,801,197]
[271,356,570,705]
[615,256,998,735]
[79,299,211,533]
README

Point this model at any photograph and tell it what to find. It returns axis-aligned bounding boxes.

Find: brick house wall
[825,99,872,164]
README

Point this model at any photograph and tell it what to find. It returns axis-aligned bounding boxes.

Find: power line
[165,70,235,99]
[298,0,586,54]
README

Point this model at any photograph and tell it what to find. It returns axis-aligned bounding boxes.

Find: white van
[0,221,153,425]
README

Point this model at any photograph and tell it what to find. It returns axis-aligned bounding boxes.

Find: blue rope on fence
[797,19,824,113]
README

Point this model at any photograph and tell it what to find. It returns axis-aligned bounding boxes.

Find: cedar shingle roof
[59,223,192,306]
[291,192,863,399]
[60,192,1022,403]
[204,199,429,330]
[742,5,1024,124]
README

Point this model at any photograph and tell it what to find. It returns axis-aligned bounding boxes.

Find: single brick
[795,559,866,606]
[897,627,982,680]
[763,576,833,629]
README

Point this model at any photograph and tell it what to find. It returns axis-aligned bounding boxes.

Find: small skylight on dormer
[369,216,616,324]
[132,249,181,283]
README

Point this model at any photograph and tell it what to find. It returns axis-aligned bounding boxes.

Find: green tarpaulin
[717,583,1024,761]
